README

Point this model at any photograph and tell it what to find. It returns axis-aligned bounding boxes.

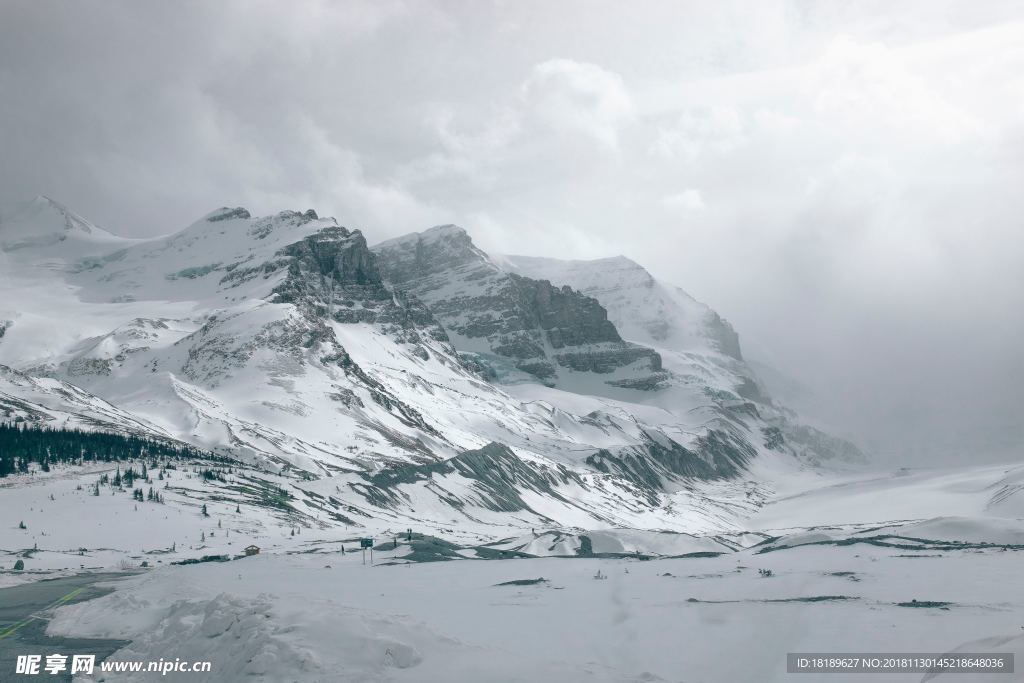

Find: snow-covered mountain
[0,199,860,537]
[374,226,860,469]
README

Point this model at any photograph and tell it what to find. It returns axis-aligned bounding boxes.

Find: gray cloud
[2,0,1022,463]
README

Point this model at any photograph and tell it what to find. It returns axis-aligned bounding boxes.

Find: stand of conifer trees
[0,422,222,477]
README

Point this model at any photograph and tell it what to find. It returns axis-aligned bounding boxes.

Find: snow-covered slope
[0,200,860,539]
[0,364,171,438]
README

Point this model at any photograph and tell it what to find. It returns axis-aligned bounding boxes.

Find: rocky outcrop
[370,224,486,285]
[206,207,251,222]
[167,220,458,445]
[501,254,746,361]
[272,225,449,345]
[586,426,755,499]
[705,311,743,361]
[373,226,663,387]
[357,442,588,515]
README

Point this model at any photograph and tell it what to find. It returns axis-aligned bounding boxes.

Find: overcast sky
[2,1,1022,464]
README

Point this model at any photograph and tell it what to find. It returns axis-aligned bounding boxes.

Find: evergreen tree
[0,423,225,478]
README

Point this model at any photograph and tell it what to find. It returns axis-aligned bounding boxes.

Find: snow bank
[585,529,730,555]
[867,516,1024,546]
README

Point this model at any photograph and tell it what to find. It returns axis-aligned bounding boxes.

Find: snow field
[47,541,1024,683]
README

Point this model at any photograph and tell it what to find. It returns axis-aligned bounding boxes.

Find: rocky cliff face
[500,254,744,361]
[373,226,663,387]
[272,224,450,347]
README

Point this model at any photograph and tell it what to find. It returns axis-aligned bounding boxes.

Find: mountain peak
[375,223,470,250]
[4,194,86,228]
[28,194,63,209]
[373,224,493,282]
[0,195,123,252]
[422,223,468,239]
[204,206,252,222]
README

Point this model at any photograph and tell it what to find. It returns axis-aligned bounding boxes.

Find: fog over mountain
[2,0,1022,464]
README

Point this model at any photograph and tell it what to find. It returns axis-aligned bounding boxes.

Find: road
[0,573,134,681]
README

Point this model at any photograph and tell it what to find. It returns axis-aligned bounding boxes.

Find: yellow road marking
[0,587,84,641]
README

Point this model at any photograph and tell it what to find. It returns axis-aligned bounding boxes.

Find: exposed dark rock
[494,577,549,586]
[359,442,587,515]
[373,226,663,386]
[705,311,743,361]
[762,426,785,450]
[206,207,251,222]
[586,426,755,497]
[272,226,450,343]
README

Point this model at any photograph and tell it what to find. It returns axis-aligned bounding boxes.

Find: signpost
[360,538,373,565]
